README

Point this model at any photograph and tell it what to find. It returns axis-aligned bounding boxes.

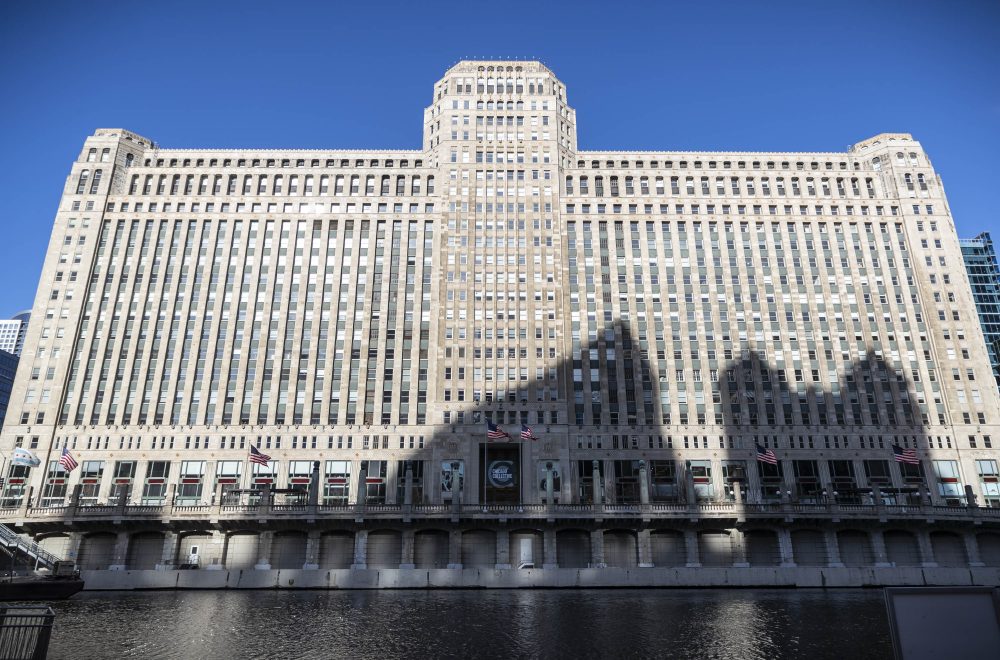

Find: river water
[43,589,892,659]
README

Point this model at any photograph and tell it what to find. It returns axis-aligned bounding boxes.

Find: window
[932,460,964,505]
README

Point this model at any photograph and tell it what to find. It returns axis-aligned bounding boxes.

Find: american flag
[59,447,79,472]
[520,425,538,441]
[249,445,271,466]
[892,444,920,465]
[755,443,777,465]
[486,421,509,440]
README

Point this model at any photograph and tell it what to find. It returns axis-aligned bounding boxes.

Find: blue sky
[1,0,998,317]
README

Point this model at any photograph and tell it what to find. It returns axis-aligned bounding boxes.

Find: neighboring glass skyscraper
[961,232,1000,392]
[1,61,998,580]
[0,349,18,430]
[0,311,30,356]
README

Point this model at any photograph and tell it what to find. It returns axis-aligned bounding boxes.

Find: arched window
[365,175,375,195]
[86,148,97,162]
[100,148,110,162]
[242,175,253,194]
[227,175,238,194]
[319,175,329,195]
[89,170,102,194]
[212,175,223,195]
[184,175,194,195]
[426,176,435,194]
[380,175,391,195]
[129,174,140,194]
[75,169,90,194]
[395,175,405,195]
[171,174,181,195]
[124,153,133,168]
[288,175,298,194]
[257,175,268,195]
[198,175,209,194]
[411,176,421,195]
[871,156,881,172]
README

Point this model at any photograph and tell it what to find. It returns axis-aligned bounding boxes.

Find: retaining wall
[80,566,1000,590]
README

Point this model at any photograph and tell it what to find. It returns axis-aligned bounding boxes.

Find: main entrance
[479,443,520,505]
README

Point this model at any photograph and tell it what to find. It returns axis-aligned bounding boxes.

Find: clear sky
[1,0,998,317]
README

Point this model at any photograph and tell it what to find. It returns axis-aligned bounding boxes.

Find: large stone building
[3,61,1000,586]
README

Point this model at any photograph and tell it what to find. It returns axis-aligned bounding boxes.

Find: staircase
[0,523,62,570]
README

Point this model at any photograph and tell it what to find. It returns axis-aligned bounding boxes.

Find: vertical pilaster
[96,470,114,505]
[494,529,511,569]
[590,529,605,568]
[542,528,558,569]
[66,531,83,567]
[447,529,463,569]
[731,528,749,567]
[916,530,938,567]
[825,530,844,567]
[386,461,399,504]
[203,461,215,504]
[870,530,892,567]
[254,531,273,570]
[400,529,415,568]
[638,462,650,506]
[354,466,368,506]
[777,528,796,567]
[205,530,225,570]
[684,529,701,568]
[403,465,414,506]
[351,529,368,569]
[303,530,320,569]
[964,532,985,567]
[108,531,129,571]
[637,529,653,567]
[155,531,179,570]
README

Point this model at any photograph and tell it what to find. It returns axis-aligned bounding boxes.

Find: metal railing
[2,499,1000,526]
[0,524,61,570]
[0,606,54,660]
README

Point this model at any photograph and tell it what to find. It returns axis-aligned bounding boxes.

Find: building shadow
[719,348,934,506]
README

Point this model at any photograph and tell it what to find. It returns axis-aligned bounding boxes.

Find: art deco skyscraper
[2,62,999,578]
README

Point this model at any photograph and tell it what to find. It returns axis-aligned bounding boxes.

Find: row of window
[565,174,888,198]
[123,172,435,197]
[570,151,924,172]
[133,156,424,169]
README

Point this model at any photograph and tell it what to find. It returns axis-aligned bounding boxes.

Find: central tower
[423,61,576,500]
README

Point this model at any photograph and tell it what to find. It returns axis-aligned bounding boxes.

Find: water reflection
[45,589,890,659]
